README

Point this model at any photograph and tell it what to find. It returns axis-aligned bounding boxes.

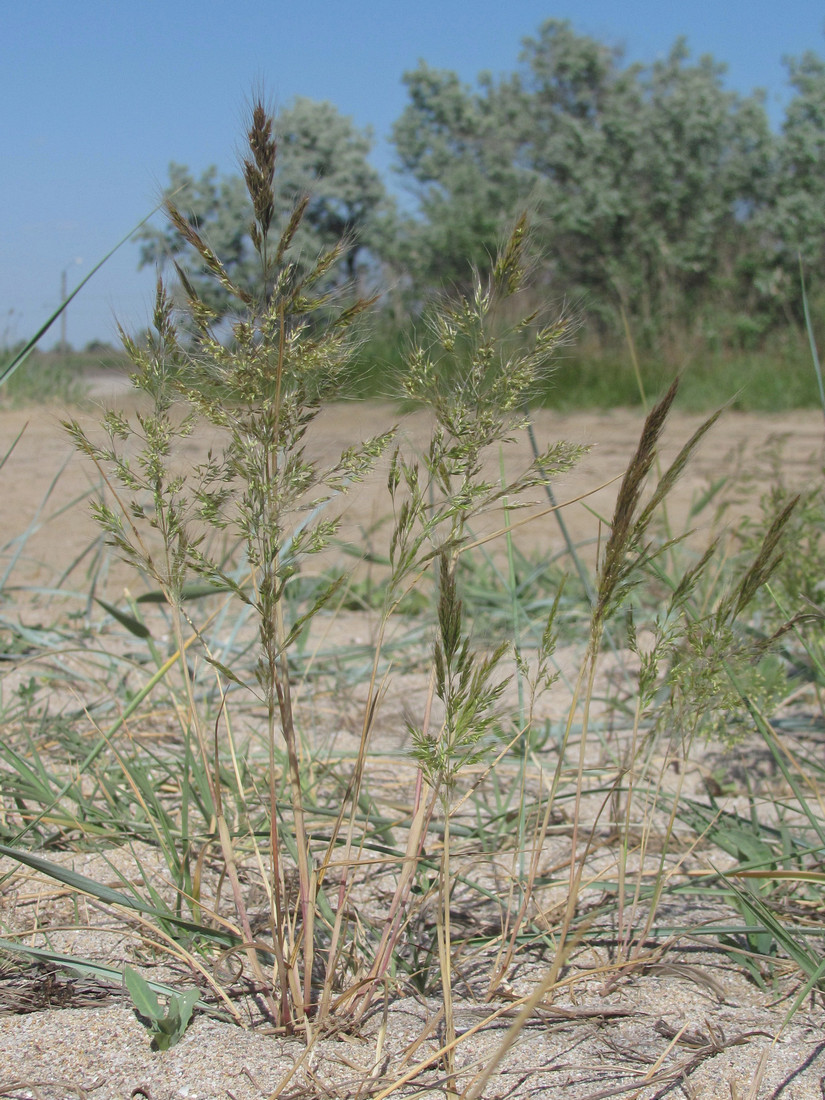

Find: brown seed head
[244,101,277,240]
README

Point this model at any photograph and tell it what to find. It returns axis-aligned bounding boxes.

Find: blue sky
[3,0,824,351]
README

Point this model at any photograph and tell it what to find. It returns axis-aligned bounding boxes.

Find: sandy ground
[1,380,825,1099]
[3,375,823,593]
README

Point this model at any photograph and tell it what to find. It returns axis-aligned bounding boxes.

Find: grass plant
[1,100,824,1097]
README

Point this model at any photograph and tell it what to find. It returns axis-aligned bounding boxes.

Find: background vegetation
[129,19,825,411]
[6,20,825,412]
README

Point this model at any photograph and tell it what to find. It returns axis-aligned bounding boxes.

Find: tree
[273,97,391,283]
[501,20,644,316]
[390,21,776,341]
[138,98,392,319]
[761,52,825,297]
[390,65,530,293]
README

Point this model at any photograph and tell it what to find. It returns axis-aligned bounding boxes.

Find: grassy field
[1,105,825,1097]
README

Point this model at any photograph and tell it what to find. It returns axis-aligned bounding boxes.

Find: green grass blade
[0,424,26,472]
[124,964,163,1019]
[0,843,238,946]
[0,206,161,388]
[8,641,202,844]
[95,597,153,638]
[717,868,824,984]
[0,939,227,1019]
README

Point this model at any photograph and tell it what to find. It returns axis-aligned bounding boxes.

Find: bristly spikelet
[593,380,679,631]
[164,201,253,306]
[492,211,529,297]
[244,103,276,250]
[276,194,310,265]
[402,220,585,500]
[730,495,799,619]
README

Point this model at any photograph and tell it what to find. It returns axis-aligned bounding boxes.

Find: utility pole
[59,258,82,356]
[60,268,67,355]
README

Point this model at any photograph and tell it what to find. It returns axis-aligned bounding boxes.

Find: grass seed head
[244,101,277,244]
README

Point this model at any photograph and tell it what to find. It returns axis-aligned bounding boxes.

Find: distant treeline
[138,20,825,371]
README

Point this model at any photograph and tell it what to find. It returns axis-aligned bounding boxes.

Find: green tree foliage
[760,53,825,303]
[138,98,391,318]
[391,21,778,340]
[391,65,526,291]
[272,97,391,282]
[608,41,773,331]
